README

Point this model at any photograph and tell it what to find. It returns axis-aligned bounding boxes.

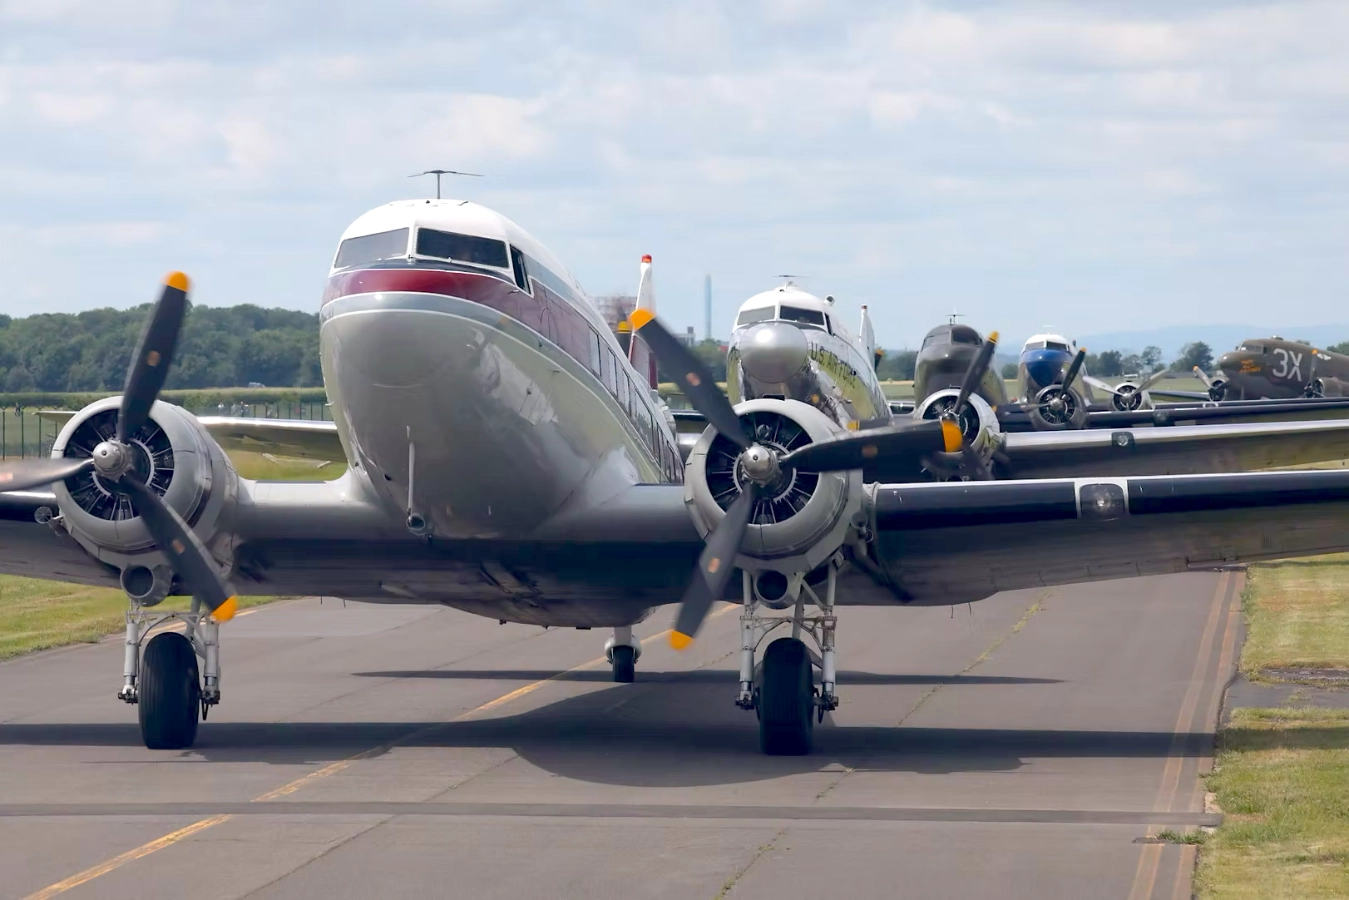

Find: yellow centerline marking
[25,816,230,900]
[25,604,736,898]
[1127,571,1238,900]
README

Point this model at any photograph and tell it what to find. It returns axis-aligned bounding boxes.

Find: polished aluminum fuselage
[320,264,682,540]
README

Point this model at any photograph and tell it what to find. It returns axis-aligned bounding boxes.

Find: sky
[2,1,1347,349]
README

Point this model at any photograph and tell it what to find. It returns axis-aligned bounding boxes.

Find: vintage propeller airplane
[1194,337,1349,401]
[11,199,1349,758]
[895,325,1349,434]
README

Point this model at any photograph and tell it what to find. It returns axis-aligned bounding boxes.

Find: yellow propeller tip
[629,309,655,330]
[164,271,191,292]
[988,331,999,342]
[940,419,963,453]
[211,596,238,623]
[670,631,694,650]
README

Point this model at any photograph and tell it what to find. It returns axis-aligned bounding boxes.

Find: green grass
[1195,556,1349,898]
[1240,554,1349,679]
[0,450,336,660]
[1196,708,1349,899]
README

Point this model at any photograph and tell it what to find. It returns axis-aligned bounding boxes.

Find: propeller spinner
[0,273,238,622]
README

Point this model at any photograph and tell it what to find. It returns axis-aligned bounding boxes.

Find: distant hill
[1075,324,1349,360]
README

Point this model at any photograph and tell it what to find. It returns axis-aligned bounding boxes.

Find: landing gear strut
[119,597,221,749]
[605,626,641,683]
[737,556,840,755]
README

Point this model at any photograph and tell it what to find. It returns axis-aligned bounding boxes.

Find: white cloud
[0,1,1347,344]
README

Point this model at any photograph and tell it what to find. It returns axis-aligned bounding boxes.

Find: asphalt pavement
[0,570,1242,900]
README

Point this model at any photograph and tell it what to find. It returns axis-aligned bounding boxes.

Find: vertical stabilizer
[631,255,659,387]
[636,254,656,314]
[859,305,882,372]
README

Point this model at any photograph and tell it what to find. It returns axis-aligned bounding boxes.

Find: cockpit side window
[510,246,530,292]
[415,229,509,269]
[736,306,776,328]
[778,305,826,329]
[1240,343,1264,353]
[333,228,409,270]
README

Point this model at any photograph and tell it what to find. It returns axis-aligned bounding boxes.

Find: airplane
[11,200,1349,759]
[1197,337,1349,401]
[902,325,1349,433]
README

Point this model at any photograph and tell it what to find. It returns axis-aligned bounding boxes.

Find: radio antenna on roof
[410,169,485,200]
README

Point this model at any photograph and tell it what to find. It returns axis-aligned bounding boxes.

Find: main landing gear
[737,556,840,755]
[605,625,641,683]
[118,598,221,750]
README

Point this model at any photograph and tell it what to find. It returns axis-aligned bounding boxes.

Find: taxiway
[0,571,1240,899]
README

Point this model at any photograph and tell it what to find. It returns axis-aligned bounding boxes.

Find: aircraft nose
[738,322,809,383]
[1217,350,1243,374]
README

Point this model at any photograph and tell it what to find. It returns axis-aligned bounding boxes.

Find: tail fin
[630,255,659,387]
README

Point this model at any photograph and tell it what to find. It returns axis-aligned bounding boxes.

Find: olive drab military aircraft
[1196,337,1349,401]
[13,200,1349,758]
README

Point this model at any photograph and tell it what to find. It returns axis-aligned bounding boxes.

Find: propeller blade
[120,476,237,622]
[671,487,755,649]
[1137,367,1168,392]
[631,310,750,451]
[1061,348,1087,390]
[779,419,955,473]
[1082,374,1115,396]
[954,331,999,413]
[1192,366,1214,388]
[118,273,189,442]
[0,456,93,493]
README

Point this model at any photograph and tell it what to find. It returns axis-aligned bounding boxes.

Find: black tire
[138,632,201,750]
[758,638,815,755]
[612,645,636,683]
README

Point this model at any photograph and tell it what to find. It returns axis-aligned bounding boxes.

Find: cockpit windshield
[415,229,509,269]
[736,306,776,328]
[1239,343,1264,353]
[778,305,826,329]
[333,228,409,270]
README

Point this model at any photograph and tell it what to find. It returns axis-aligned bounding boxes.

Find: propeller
[938,330,999,480]
[1085,366,1168,412]
[1060,347,1087,391]
[1193,366,1227,401]
[0,273,238,622]
[630,310,970,646]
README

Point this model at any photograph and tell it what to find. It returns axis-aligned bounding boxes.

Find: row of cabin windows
[587,330,681,482]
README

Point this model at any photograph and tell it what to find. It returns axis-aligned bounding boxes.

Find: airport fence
[0,398,333,460]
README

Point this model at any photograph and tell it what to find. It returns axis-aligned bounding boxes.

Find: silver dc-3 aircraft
[11,199,1349,758]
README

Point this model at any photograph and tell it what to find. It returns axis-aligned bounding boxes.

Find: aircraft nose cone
[1217,350,1242,373]
[739,322,809,383]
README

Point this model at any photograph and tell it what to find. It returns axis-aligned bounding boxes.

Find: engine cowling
[914,389,1002,478]
[50,398,239,596]
[1026,384,1088,431]
[1109,381,1147,412]
[684,399,861,577]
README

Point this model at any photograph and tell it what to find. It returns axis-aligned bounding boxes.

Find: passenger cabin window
[736,306,776,328]
[510,246,530,291]
[333,228,409,269]
[415,229,509,269]
[778,306,826,329]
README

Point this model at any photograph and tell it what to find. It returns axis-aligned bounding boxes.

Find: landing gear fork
[119,597,222,717]
[737,555,841,722]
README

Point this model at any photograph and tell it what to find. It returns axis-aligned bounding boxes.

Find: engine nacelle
[1109,381,1148,412]
[1026,384,1088,431]
[50,398,239,579]
[914,389,1002,477]
[684,399,861,577]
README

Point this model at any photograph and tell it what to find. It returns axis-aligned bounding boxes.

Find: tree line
[0,304,321,393]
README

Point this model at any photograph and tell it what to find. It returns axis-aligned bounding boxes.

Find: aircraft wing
[39,410,346,463]
[1000,418,1349,478]
[866,470,1349,605]
[1145,388,1213,402]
